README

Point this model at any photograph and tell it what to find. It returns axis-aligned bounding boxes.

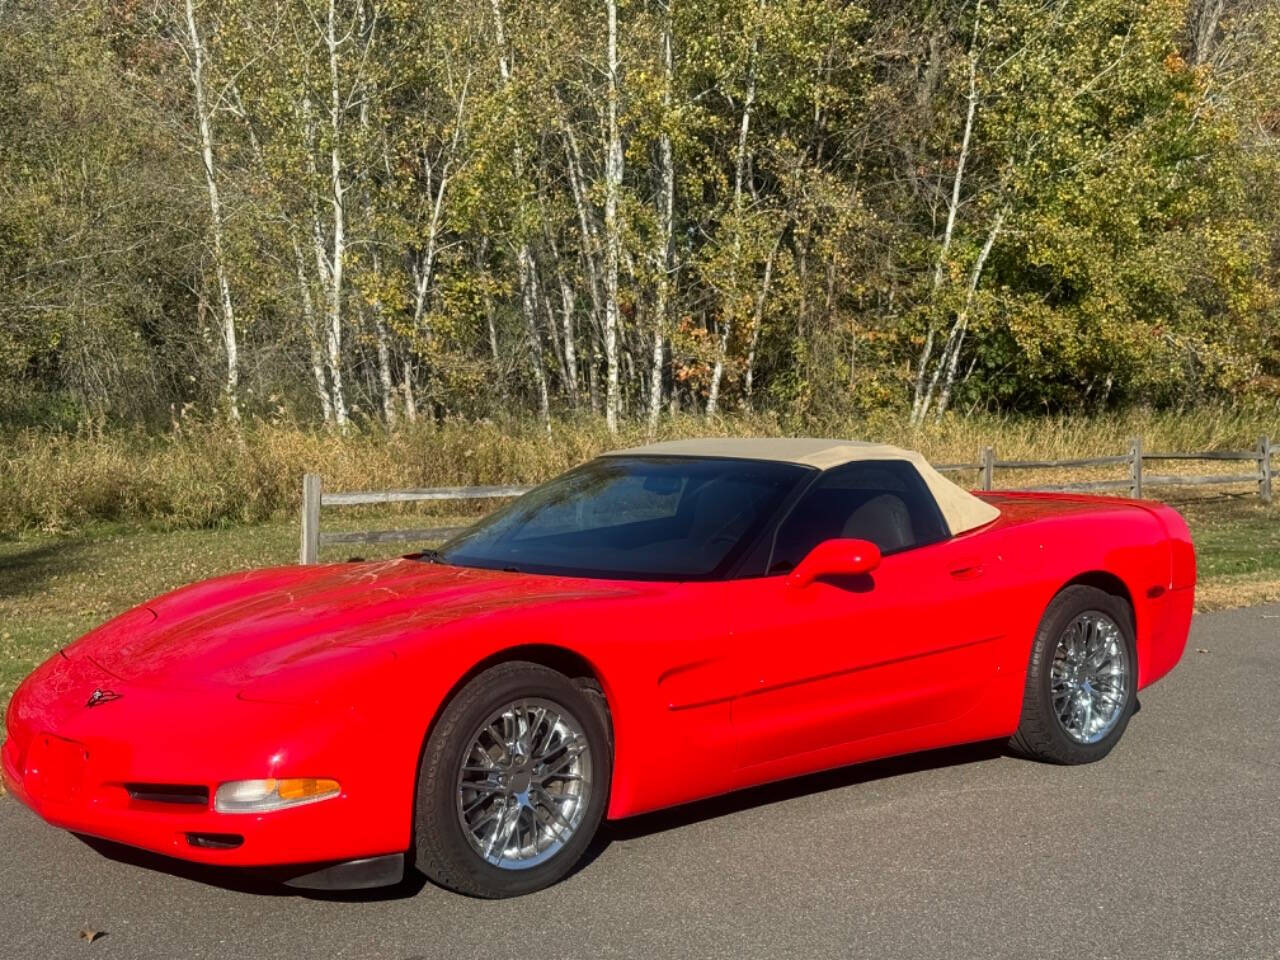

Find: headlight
[214,778,340,813]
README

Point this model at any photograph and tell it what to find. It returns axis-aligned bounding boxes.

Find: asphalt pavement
[2,603,1278,960]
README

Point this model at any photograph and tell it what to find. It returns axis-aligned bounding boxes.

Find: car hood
[65,558,639,691]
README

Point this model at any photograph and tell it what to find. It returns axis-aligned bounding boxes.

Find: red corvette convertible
[4,438,1195,897]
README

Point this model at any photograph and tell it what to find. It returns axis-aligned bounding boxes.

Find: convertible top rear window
[436,456,809,580]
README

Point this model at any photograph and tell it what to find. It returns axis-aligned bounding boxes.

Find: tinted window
[437,457,809,580]
[769,461,949,572]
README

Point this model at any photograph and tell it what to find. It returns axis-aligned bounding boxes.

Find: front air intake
[125,783,210,806]
[185,832,244,850]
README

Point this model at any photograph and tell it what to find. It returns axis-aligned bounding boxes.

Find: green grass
[1179,498,1280,609]
[1,496,1276,720]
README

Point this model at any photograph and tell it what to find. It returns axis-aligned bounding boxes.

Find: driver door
[724,461,1007,777]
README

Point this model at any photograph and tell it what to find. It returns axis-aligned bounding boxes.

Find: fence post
[1260,435,1273,505]
[980,445,994,491]
[1129,435,1143,499]
[300,473,322,565]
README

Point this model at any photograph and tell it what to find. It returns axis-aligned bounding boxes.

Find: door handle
[949,560,984,580]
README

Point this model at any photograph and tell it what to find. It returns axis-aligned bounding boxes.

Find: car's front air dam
[282,853,406,890]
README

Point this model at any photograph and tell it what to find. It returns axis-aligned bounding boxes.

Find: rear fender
[1128,502,1196,684]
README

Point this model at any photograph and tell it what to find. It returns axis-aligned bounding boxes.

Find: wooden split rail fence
[299,434,1274,564]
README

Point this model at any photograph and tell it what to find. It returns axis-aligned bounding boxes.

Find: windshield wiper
[419,548,444,564]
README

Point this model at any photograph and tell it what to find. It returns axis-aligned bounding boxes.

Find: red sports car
[4,438,1195,898]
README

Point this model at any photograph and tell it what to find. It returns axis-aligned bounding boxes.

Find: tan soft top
[605,437,1001,536]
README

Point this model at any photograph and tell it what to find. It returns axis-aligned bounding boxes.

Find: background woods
[2,0,1279,434]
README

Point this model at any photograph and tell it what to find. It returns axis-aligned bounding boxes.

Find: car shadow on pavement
[594,739,1008,849]
[74,835,428,902]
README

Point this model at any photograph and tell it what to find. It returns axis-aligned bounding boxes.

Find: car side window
[768,461,950,573]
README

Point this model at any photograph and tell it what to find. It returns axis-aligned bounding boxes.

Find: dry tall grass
[2,407,1276,536]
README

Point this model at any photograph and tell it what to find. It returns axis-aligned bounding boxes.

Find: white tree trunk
[646,316,666,437]
[518,248,551,426]
[476,237,503,374]
[303,96,341,428]
[549,235,580,407]
[402,360,417,421]
[706,0,763,419]
[373,314,396,426]
[491,0,549,431]
[539,262,571,389]
[743,231,782,409]
[647,0,675,438]
[1190,0,1227,65]
[911,0,983,425]
[349,9,397,430]
[411,178,445,330]
[588,345,602,413]
[562,125,605,329]
[325,0,349,427]
[560,277,579,402]
[183,0,239,422]
[292,237,333,423]
[602,0,624,433]
[486,296,501,368]
[370,254,397,426]
[411,78,468,332]
[932,208,1005,419]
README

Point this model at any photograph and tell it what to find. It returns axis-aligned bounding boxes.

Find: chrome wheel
[1050,612,1130,744]
[455,697,593,870]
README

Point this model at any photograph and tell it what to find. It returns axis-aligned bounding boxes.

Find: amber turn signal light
[214,777,340,813]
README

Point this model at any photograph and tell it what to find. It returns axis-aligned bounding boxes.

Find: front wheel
[1010,585,1137,764]
[414,661,611,898]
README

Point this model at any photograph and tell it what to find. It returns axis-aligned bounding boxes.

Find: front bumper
[3,653,415,873]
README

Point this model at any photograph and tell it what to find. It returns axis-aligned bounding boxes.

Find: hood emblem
[85,689,122,708]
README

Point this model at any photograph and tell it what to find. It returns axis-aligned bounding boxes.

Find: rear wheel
[414,661,611,898]
[1011,585,1136,764]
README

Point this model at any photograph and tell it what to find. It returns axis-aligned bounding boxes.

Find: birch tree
[293,237,334,422]
[705,0,765,418]
[410,83,468,333]
[602,0,624,433]
[916,207,1004,420]
[180,0,240,422]
[489,0,551,430]
[319,0,350,427]
[910,0,983,426]
[742,230,783,409]
[647,0,676,436]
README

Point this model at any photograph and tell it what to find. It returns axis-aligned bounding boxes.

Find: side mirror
[787,538,882,589]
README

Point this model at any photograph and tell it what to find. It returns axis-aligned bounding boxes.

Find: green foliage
[1,0,1278,429]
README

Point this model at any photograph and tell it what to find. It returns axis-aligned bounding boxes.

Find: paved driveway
[2,604,1278,960]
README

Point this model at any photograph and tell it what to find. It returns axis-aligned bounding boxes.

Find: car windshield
[434,456,810,580]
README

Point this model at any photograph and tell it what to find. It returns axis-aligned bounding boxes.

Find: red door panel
[726,535,1010,771]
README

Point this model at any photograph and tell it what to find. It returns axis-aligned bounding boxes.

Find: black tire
[414,661,612,898]
[1010,585,1137,765]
